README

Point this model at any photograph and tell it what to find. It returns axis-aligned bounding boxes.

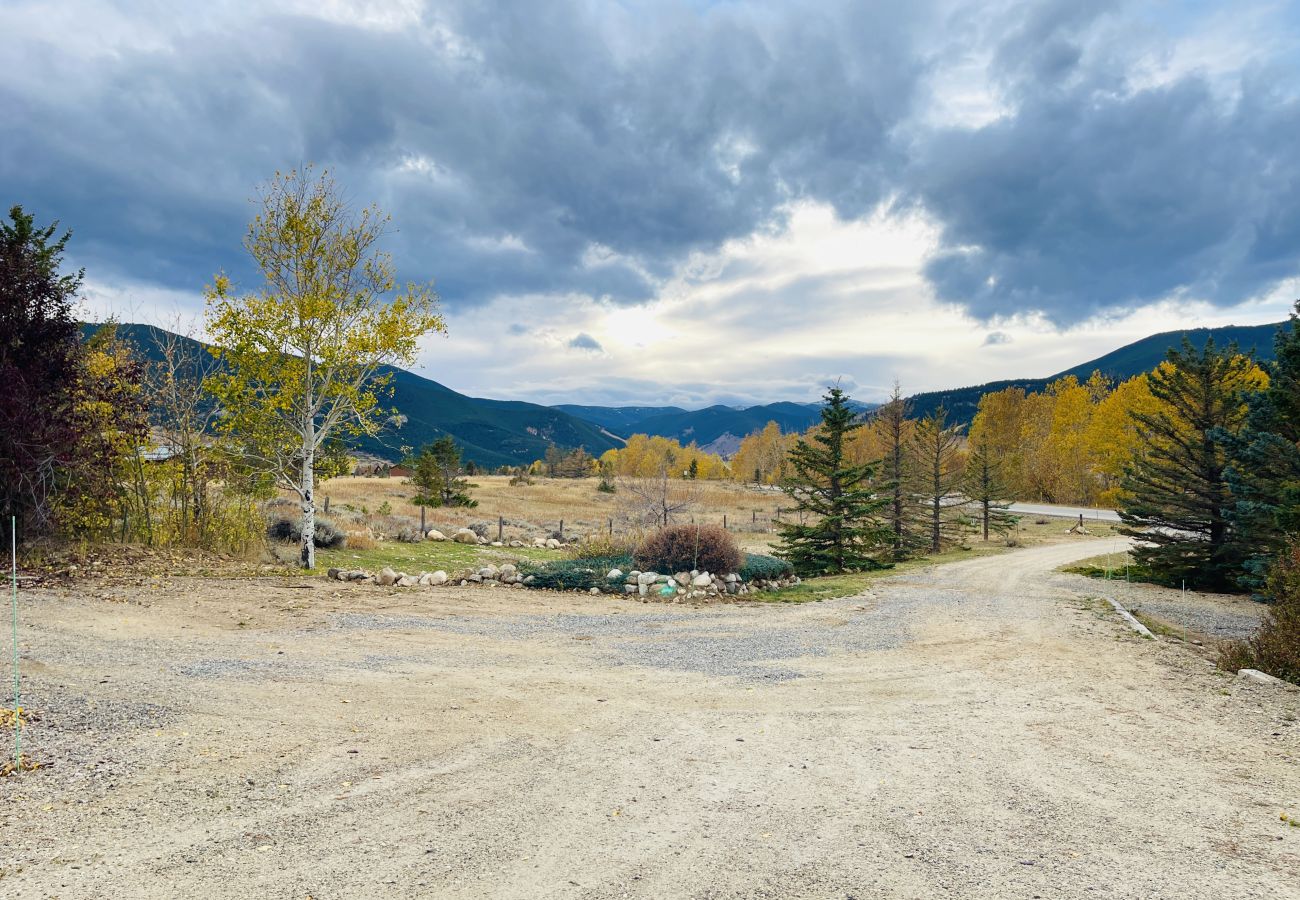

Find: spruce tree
[908,405,967,553]
[964,437,1018,541]
[874,382,925,559]
[1224,303,1300,592]
[1118,338,1255,591]
[410,437,476,508]
[776,386,891,575]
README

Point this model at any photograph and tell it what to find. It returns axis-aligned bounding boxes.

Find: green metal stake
[10,515,19,772]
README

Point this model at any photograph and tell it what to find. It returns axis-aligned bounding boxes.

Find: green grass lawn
[760,541,1013,603]
[309,540,562,575]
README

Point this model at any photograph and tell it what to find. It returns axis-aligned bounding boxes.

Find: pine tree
[874,382,925,559]
[0,206,86,536]
[1224,302,1300,592]
[776,386,891,575]
[908,405,967,553]
[1118,338,1259,591]
[410,437,476,509]
[964,437,1018,541]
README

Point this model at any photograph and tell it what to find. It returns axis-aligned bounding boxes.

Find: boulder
[607,568,624,581]
[509,540,524,548]
[426,529,447,541]
[624,584,637,594]
[490,541,504,547]
[1237,668,1292,688]
[397,575,418,587]
[453,528,479,545]
[545,538,561,550]
[429,571,449,585]
[377,567,398,586]
[532,537,548,548]
[523,575,536,585]
[636,572,659,585]
[725,573,739,583]
[589,587,600,595]
[347,571,370,582]
[692,573,712,587]
[326,567,342,581]
[674,572,692,587]
[478,565,499,579]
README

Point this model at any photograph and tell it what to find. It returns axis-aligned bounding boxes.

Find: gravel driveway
[3,540,1298,899]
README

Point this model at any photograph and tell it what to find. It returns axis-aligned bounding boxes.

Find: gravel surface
[2,542,1298,899]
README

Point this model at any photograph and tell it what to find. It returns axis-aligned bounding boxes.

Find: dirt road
[3,541,1298,898]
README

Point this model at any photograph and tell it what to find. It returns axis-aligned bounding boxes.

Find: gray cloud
[0,0,932,307]
[908,3,1300,323]
[567,332,603,353]
[983,331,1012,346]
[2,0,1298,336]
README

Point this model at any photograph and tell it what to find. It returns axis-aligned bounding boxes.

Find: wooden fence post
[420,506,425,534]
[324,496,330,514]
[498,515,504,542]
[559,519,564,539]
[608,518,613,536]
[723,514,727,530]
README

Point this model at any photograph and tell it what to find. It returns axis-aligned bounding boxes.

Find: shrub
[563,532,642,561]
[345,530,378,551]
[738,553,794,582]
[265,514,347,549]
[1219,540,1300,684]
[635,524,743,575]
[519,555,631,592]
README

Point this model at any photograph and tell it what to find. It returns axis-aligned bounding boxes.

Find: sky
[4,0,1300,408]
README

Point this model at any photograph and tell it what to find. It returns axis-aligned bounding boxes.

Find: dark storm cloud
[908,1,1300,323]
[0,0,930,305]
[3,0,1299,326]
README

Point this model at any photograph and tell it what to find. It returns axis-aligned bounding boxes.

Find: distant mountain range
[906,321,1284,425]
[88,319,1287,466]
[86,324,623,469]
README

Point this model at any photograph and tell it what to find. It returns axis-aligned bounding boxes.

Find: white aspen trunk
[300,417,316,570]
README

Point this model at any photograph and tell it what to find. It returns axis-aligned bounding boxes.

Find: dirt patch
[2,543,1297,898]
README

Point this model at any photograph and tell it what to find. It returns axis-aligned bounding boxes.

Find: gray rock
[377,567,398,587]
[637,572,659,585]
[499,563,517,577]
[327,567,342,581]
[397,575,418,587]
[1237,668,1292,688]
[545,538,561,550]
[429,571,448,585]
[607,568,624,581]
[426,529,447,541]
[692,573,712,587]
[478,565,499,579]
[452,529,479,544]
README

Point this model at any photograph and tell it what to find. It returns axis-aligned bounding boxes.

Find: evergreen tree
[776,386,891,575]
[1118,338,1257,591]
[0,206,86,537]
[964,436,1018,541]
[1224,302,1300,592]
[908,405,967,553]
[874,382,925,559]
[687,458,699,480]
[410,437,477,508]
